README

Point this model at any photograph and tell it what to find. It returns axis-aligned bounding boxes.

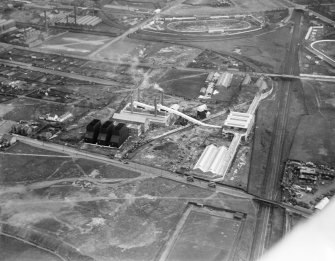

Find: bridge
[253,197,313,218]
[242,72,335,82]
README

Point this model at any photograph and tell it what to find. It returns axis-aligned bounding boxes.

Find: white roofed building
[223,111,254,138]
[193,144,229,176]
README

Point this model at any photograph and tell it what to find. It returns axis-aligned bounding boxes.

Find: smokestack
[137,88,140,102]
[160,91,164,106]
[154,98,157,117]
[66,15,69,24]
[44,10,48,32]
[74,6,77,25]
[131,93,134,114]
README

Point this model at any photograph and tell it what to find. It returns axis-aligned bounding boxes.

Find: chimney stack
[160,91,164,106]
[154,97,157,117]
[131,93,134,114]
[74,6,77,25]
[44,10,48,32]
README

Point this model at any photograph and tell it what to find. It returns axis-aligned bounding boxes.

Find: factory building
[112,113,150,133]
[0,19,16,35]
[223,111,254,137]
[126,123,142,137]
[109,123,129,148]
[216,72,233,88]
[84,119,101,143]
[120,99,172,126]
[205,72,215,83]
[193,144,229,175]
[97,121,114,146]
[196,104,209,119]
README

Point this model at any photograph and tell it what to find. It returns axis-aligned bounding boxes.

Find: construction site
[0,0,335,261]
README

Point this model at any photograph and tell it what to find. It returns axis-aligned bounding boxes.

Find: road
[89,0,186,58]
[12,134,252,200]
[0,58,132,87]
[8,134,314,221]
[250,10,303,260]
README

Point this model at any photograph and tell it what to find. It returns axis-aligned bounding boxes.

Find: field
[165,209,242,261]
[189,25,292,73]
[39,32,112,57]
[157,69,208,99]
[289,81,335,165]
[92,38,202,67]
[311,40,335,60]
[1,142,140,184]
[0,235,62,261]
[0,167,256,261]
[247,88,278,196]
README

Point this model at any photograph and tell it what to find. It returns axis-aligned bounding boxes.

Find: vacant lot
[289,81,335,165]
[157,69,208,99]
[190,25,291,73]
[133,126,230,172]
[165,210,242,261]
[7,142,66,156]
[39,32,112,57]
[0,235,62,261]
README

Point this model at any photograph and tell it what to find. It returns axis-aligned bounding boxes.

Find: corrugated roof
[112,113,148,123]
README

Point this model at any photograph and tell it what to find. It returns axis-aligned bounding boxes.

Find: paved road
[250,10,303,260]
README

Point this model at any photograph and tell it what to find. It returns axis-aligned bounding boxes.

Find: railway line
[250,10,303,260]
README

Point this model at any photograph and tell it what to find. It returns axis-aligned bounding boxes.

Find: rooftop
[224,111,253,129]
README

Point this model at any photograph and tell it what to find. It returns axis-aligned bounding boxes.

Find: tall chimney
[131,93,134,114]
[44,10,48,32]
[74,6,77,25]
[154,98,157,117]
[137,88,140,102]
[160,91,164,106]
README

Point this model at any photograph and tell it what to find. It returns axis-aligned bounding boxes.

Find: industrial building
[224,111,253,129]
[205,72,214,83]
[112,113,150,133]
[119,98,172,126]
[196,104,209,119]
[97,121,114,146]
[0,19,16,35]
[109,123,129,148]
[193,144,229,175]
[223,111,254,137]
[84,119,101,143]
[126,123,142,137]
[216,72,233,88]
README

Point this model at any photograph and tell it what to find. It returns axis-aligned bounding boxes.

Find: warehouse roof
[193,144,228,175]
[112,113,149,124]
[224,111,253,129]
